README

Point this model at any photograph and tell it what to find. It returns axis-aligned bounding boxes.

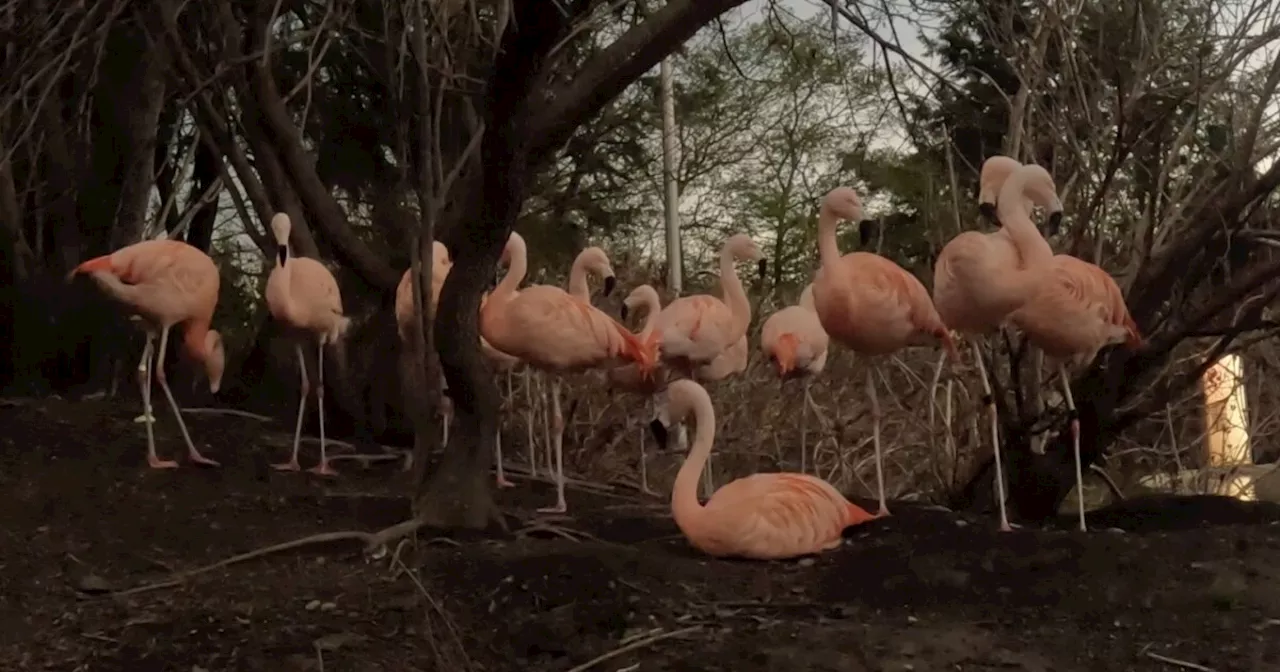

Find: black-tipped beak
[603,276,617,297]
[979,202,998,225]
[276,244,288,266]
[859,219,879,247]
[648,419,668,450]
[620,303,630,321]
[1046,211,1064,236]
[757,259,768,281]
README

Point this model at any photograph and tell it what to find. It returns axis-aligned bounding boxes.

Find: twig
[565,625,703,672]
[182,407,273,422]
[1143,650,1218,671]
[109,531,377,598]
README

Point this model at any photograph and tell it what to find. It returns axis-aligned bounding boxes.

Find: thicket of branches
[3,0,1280,529]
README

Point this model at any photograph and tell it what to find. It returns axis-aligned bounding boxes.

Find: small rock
[797,558,816,568]
[954,519,969,528]
[320,602,337,612]
[305,599,321,611]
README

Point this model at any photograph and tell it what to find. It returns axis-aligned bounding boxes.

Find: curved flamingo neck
[718,245,751,333]
[996,171,1054,268]
[638,291,662,337]
[269,254,301,325]
[493,237,528,303]
[817,208,843,269]
[183,319,213,361]
[799,284,816,311]
[670,393,716,538]
[567,251,593,301]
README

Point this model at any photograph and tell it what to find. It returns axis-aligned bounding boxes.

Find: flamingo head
[978,155,1021,224]
[499,230,526,265]
[621,284,658,323]
[270,213,292,266]
[723,233,767,280]
[578,246,617,296]
[821,186,864,223]
[647,379,706,451]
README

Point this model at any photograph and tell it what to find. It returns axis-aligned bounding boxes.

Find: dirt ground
[2,398,1280,672]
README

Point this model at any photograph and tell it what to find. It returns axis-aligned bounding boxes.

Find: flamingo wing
[699,473,864,559]
[655,295,737,363]
[486,285,648,371]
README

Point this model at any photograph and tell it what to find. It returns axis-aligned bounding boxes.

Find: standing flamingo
[609,284,668,494]
[649,234,766,377]
[761,283,830,474]
[481,231,654,513]
[930,162,1063,531]
[265,213,352,476]
[811,187,958,517]
[648,379,875,559]
[1010,254,1143,532]
[67,240,225,469]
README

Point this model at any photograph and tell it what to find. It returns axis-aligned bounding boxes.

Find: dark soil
[2,397,1280,672]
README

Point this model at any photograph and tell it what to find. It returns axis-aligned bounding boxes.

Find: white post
[660,56,682,295]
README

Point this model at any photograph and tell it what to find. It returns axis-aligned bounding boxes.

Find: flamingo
[976,155,1022,225]
[811,186,958,517]
[566,246,618,301]
[481,231,654,513]
[609,284,669,494]
[648,379,875,559]
[67,239,225,469]
[648,233,766,377]
[1010,254,1143,532]
[265,213,352,476]
[930,162,1062,531]
[761,283,830,474]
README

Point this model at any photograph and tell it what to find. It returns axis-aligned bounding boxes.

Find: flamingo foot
[997,522,1022,532]
[307,462,339,477]
[496,477,516,489]
[188,452,220,467]
[147,456,179,469]
[271,460,301,472]
[875,506,891,518]
[537,503,568,514]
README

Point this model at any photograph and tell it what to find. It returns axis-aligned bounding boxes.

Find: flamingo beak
[757,259,768,281]
[859,219,879,247]
[1046,211,1064,236]
[603,275,617,297]
[620,303,630,321]
[979,202,998,225]
[649,419,669,450]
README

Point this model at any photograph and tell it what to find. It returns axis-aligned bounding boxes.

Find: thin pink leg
[1061,365,1086,532]
[154,325,219,467]
[308,339,338,476]
[139,332,177,469]
[866,367,890,517]
[273,345,308,472]
[537,378,567,514]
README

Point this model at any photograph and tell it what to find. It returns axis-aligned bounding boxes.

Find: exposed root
[182,408,273,422]
[564,625,703,672]
[514,522,602,543]
[110,531,378,598]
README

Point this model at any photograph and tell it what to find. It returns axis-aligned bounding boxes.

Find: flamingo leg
[137,332,174,469]
[927,349,946,430]
[273,345,309,471]
[972,341,1014,532]
[308,339,337,476]
[442,396,451,446]
[537,377,567,514]
[1060,364,1086,532]
[496,370,515,488]
[154,325,219,467]
[524,368,536,476]
[638,396,656,495]
[800,379,809,475]
[865,366,889,517]
[540,373,553,475]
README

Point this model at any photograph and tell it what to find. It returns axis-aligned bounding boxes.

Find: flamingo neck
[670,396,716,538]
[996,173,1054,269]
[718,246,751,334]
[567,252,591,301]
[638,293,661,337]
[492,239,527,304]
[799,284,816,311]
[817,209,842,269]
[183,319,211,361]
[270,248,302,325]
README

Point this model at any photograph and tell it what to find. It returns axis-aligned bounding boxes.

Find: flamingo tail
[66,254,115,282]
[1123,314,1144,350]
[936,326,961,362]
[845,501,875,527]
[775,333,799,374]
[615,321,655,378]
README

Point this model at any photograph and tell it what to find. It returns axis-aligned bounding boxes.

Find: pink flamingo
[68,240,225,469]
[649,378,875,559]
[394,241,452,342]
[648,234,766,377]
[481,231,654,513]
[1010,254,1143,532]
[976,155,1022,224]
[264,213,352,476]
[609,284,669,494]
[761,283,830,474]
[812,187,958,517]
[930,161,1062,531]
[566,246,618,301]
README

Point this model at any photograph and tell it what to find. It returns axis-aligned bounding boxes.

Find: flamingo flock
[67,153,1142,561]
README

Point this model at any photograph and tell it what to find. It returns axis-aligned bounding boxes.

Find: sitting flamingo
[649,379,875,560]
